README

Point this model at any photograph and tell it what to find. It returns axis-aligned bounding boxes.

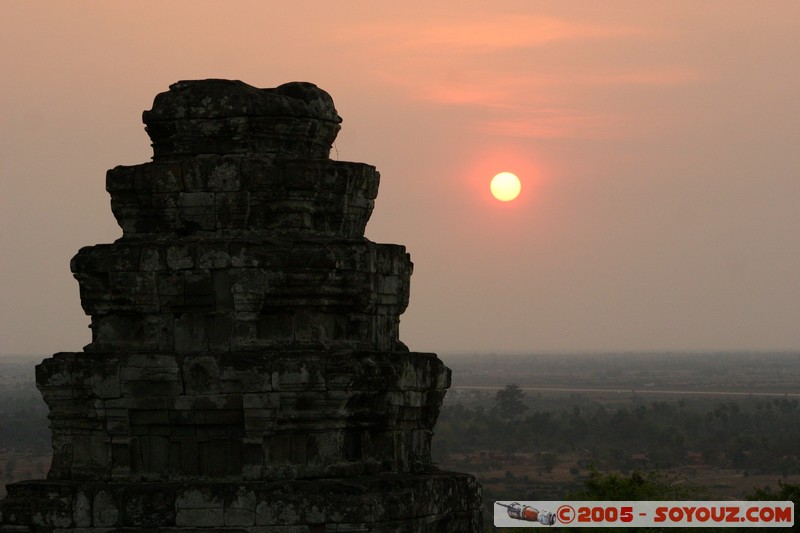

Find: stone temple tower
[0,80,482,531]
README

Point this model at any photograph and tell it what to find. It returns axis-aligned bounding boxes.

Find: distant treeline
[0,388,49,454]
[434,385,800,477]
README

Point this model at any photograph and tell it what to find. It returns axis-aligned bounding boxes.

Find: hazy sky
[2,1,799,356]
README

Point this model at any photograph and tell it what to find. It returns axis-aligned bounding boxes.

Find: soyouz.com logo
[494,501,794,527]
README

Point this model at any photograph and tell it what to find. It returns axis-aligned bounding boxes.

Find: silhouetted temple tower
[0,80,482,531]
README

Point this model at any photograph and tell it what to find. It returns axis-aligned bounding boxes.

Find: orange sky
[2,1,800,355]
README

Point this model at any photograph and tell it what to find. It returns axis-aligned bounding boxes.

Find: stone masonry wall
[38,350,448,482]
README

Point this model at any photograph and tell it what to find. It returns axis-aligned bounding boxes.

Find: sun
[490,172,521,202]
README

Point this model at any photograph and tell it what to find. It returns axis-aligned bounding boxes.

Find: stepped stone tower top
[77,80,401,354]
[103,80,379,240]
[143,80,342,160]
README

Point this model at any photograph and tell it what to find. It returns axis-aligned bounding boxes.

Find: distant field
[441,351,800,393]
[443,450,800,500]
[435,352,800,511]
[453,384,800,398]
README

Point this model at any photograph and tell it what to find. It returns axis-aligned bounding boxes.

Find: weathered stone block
[122,378,182,397]
[105,408,129,435]
[92,490,119,528]
[123,487,177,526]
[183,269,214,307]
[175,488,224,527]
[71,490,91,527]
[177,439,199,475]
[221,362,270,393]
[166,244,194,270]
[106,165,137,193]
[174,313,208,352]
[182,158,209,191]
[131,161,183,193]
[207,158,241,191]
[197,244,231,269]
[182,355,220,393]
[224,487,256,527]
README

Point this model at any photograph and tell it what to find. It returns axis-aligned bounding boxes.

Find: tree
[747,480,800,508]
[493,384,528,419]
[571,468,703,500]
[540,452,558,473]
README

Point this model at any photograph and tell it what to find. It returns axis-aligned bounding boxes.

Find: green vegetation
[435,385,800,475]
[439,384,800,532]
[747,479,800,504]
[570,468,703,500]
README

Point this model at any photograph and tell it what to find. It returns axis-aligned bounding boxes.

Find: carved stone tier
[106,158,378,237]
[73,238,410,353]
[38,350,445,482]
